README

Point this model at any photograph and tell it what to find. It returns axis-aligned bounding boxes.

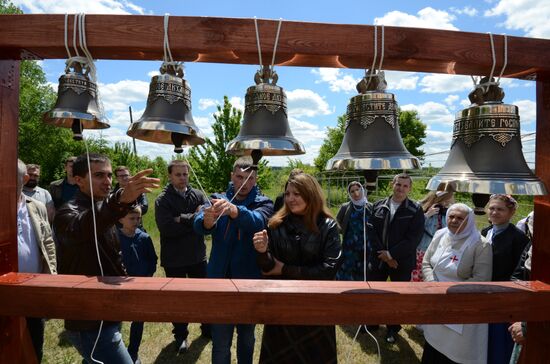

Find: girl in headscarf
[412,190,455,282]
[335,181,372,281]
[481,194,530,364]
[422,203,493,364]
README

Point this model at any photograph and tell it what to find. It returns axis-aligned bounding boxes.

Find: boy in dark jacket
[118,206,158,364]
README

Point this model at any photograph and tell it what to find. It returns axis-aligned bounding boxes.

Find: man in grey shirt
[23,163,55,222]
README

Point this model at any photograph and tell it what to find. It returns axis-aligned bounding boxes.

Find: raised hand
[119,169,160,204]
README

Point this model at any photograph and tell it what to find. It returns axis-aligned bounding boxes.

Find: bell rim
[43,110,110,129]
[426,175,548,195]
[127,120,205,146]
[226,137,305,156]
[326,155,421,171]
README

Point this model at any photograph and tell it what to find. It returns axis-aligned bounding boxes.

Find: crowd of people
[16,154,534,364]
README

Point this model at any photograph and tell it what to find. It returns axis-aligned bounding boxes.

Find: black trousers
[26,317,45,362]
[164,261,209,342]
[367,261,413,334]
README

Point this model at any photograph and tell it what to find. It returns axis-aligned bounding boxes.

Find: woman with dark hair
[421,203,492,364]
[412,190,455,281]
[335,181,371,281]
[481,194,530,364]
[253,173,342,364]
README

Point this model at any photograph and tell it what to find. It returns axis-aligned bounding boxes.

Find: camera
[434,204,448,216]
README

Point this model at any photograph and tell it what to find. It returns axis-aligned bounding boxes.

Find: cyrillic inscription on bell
[43,57,109,130]
[427,77,547,195]
[326,70,420,171]
[226,67,305,157]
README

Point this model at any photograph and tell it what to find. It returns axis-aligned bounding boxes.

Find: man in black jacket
[367,173,425,343]
[155,159,209,353]
[54,153,159,364]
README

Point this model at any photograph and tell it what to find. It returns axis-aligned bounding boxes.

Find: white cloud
[229,96,245,112]
[288,117,326,144]
[286,89,332,118]
[98,79,149,112]
[450,6,478,16]
[485,0,550,39]
[419,74,474,93]
[460,98,471,108]
[514,99,536,125]
[311,68,358,93]
[12,0,145,14]
[147,70,160,78]
[444,94,459,106]
[401,101,455,125]
[198,98,218,111]
[384,71,419,90]
[374,7,459,30]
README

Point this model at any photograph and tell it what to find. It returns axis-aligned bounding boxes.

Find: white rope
[78,13,97,82]
[212,167,255,226]
[182,154,212,209]
[270,18,283,73]
[83,136,105,364]
[64,14,72,59]
[377,25,385,72]
[73,14,80,57]
[164,13,174,63]
[254,17,263,68]
[496,34,508,83]
[365,25,378,90]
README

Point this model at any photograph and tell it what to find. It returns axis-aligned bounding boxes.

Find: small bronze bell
[127,63,205,153]
[427,77,547,196]
[226,67,305,160]
[43,58,109,139]
[326,70,420,171]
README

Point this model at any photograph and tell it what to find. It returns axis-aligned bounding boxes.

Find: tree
[314,115,346,172]
[187,96,271,193]
[399,109,427,160]
[314,110,427,172]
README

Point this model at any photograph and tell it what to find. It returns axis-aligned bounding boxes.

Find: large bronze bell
[226,68,305,160]
[326,71,420,171]
[427,77,547,195]
[43,58,109,139]
[127,63,205,153]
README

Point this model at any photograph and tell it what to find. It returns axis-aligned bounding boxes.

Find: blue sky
[12,0,549,167]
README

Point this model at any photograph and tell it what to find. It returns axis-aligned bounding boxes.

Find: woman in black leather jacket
[253,173,342,363]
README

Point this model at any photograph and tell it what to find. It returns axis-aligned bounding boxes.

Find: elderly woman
[411,190,455,282]
[481,194,530,364]
[421,203,492,364]
[335,181,372,281]
[253,173,342,364]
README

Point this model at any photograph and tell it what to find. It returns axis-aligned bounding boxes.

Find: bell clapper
[71,119,83,141]
[171,132,185,154]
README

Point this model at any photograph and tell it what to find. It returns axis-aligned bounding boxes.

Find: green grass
[42,183,532,363]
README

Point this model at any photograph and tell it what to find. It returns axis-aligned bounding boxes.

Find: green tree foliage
[0,0,20,14]
[187,96,271,194]
[399,109,427,160]
[314,115,346,172]
[314,109,427,172]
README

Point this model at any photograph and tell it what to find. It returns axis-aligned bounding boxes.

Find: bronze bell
[127,63,205,153]
[43,58,109,139]
[226,68,305,160]
[427,76,547,195]
[327,70,420,171]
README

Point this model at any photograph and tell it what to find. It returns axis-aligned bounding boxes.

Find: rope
[270,18,283,73]
[254,17,283,79]
[496,34,508,83]
[212,167,255,226]
[182,154,212,209]
[254,17,263,68]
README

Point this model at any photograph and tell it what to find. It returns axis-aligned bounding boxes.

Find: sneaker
[176,339,188,354]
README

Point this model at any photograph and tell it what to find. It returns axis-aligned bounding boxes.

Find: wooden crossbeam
[1,273,549,325]
[1,14,549,78]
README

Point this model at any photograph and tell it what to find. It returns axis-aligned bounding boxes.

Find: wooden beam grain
[0,273,549,325]
[0,14,549,78]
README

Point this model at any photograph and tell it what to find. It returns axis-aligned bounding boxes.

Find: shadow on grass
[57,329,72,347]
[403,325,425,347]
[153,336,209,364]
[340,325,421,364]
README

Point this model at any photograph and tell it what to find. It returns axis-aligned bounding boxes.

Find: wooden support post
[526,74,550,361]
[0,60,36,364]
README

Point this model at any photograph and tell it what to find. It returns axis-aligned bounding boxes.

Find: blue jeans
[211,323,255,364]
[65,322,133,364]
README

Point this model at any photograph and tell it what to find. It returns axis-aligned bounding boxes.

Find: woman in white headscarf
[335,181,372,281]
[421,203,493,364]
